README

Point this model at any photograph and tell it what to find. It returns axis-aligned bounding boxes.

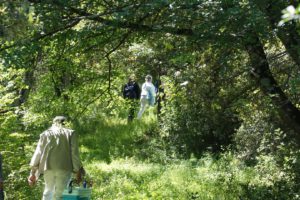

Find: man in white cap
[28,116,84,200]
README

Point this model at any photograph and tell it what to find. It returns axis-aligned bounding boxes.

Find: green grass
[78,109,157,163]
[83,155,292,200]
[75,113,294,200]
[11,110,296,199]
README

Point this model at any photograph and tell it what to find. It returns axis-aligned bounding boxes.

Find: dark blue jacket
[122,81,141,100]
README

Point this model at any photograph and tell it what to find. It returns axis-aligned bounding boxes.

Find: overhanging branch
[0,19,81,52]
[51,0,195,37]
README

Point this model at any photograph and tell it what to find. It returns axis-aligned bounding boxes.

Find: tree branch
[51,1,195,37]
[0,19,80,52]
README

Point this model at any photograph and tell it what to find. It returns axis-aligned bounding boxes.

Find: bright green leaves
[0,67,25,109]
[279,5,300,26]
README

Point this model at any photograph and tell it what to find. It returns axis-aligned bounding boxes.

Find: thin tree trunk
[18,68,35,105]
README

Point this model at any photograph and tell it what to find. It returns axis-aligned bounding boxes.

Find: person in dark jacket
[0,153,4,200]
[122,75,141,122]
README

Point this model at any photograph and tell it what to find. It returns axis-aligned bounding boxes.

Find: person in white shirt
[137,75,156,119]
[28,116,84,200]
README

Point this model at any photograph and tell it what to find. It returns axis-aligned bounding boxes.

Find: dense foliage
[1,0,300,199]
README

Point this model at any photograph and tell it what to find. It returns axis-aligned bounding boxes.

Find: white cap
[52,116,67,124]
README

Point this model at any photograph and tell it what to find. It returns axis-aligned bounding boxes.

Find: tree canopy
[1,0,300,199]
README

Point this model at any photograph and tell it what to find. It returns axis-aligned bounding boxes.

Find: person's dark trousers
[127,100,137,122]
[0,189,4,200]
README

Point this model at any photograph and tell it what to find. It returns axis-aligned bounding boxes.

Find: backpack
[124,83,137,99]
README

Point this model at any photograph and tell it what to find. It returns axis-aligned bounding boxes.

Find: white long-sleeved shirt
[141,82,156,99]
[30,124,82,177]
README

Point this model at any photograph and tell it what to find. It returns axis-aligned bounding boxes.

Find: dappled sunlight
[2,0,300,199]
[86,159,161,174]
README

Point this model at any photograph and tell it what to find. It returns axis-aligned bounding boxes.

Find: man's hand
[28,175,37,187]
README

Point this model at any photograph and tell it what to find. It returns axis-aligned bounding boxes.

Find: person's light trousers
[42,170,72,200]
[137,97,149,119]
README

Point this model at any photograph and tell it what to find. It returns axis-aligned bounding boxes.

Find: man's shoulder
[42,127,74,135]
[145,82,155,88]
[62,127,75,133]
[40,130,50,136]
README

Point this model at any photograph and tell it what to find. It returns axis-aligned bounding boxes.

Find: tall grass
[77,108,158,163]
[18,111,296,199]
[76,113,295,200]
[84,154,293,200]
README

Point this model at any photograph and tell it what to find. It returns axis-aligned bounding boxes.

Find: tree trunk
[245,32,300,142]
[18,68,35,105]
[253,0,300,66]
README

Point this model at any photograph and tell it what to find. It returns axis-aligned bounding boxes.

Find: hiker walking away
[122,75,141,122]
[0,153,4,200]
[137,75,156,119]
[28,116,85,200]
